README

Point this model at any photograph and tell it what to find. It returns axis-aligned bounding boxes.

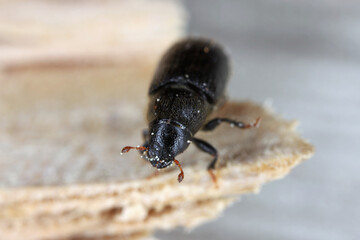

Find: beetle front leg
[202,117,261,131]
[192,137,218,186]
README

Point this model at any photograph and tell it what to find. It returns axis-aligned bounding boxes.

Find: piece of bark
[0,98,314,239]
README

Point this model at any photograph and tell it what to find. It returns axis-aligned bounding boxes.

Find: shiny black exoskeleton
[122,38,260,183]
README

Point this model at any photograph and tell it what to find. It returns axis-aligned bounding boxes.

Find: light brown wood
[0,95,314,239]
[0,0,186,74]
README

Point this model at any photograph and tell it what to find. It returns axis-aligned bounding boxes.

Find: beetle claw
[253,117,262,128]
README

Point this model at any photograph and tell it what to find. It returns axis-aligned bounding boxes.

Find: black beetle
[121,38,260,183]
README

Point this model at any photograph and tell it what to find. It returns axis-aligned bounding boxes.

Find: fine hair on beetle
[121,38,261,184]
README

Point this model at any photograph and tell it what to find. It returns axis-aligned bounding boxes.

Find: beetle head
[144,120,191,169]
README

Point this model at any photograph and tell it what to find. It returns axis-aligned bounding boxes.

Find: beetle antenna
[173,159,184,182]
[121,146,148,154]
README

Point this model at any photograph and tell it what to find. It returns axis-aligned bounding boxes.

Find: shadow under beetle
[121,38,260,183]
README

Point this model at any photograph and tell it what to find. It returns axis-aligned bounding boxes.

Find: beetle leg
[202,117,261,131]
[192,138,218,169]
[192,137,218,186]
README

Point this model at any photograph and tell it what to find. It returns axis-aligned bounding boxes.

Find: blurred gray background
[158,0,360,239]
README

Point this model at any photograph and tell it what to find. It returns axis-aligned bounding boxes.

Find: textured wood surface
[0,93,313,239]
[0,0,185,74]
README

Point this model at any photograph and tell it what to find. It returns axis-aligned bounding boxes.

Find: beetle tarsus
[207,168,218,188]
[251,117,262,128]
[202,117,262,131]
